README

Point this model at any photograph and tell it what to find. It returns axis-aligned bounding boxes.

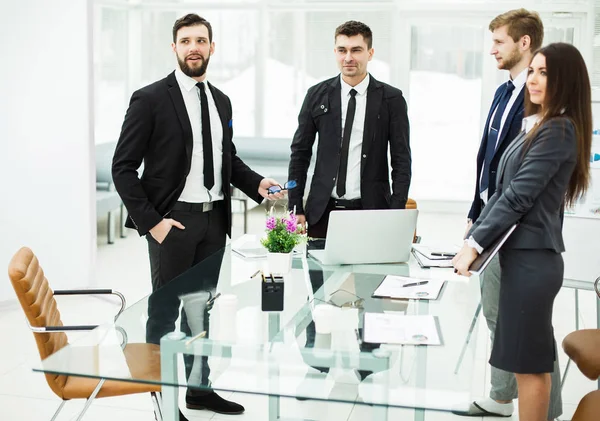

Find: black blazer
[468,83,525,222]
[470,118,576,252]
[288,74,411,225]
[112,71,264,236]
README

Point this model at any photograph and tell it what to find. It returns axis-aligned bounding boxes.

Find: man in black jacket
[112,14,284,419]
[288,20,411,238]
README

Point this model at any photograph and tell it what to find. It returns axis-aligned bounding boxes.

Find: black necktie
[480,80,515,193]
[337,88,357,198]
[197,82,214,190]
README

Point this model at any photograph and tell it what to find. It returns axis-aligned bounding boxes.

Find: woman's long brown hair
[524,42,592,207]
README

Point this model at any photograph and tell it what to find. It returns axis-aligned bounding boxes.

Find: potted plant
[260,210,303,274]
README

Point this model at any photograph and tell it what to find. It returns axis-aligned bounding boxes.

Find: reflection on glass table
[35,242,482,421]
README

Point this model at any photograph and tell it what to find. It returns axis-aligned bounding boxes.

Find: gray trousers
[481,254,563,419]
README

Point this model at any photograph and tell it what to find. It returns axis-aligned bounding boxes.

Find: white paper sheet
[363,313,442,345]
[372,275,445,300]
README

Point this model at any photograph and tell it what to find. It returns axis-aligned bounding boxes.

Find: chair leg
[107,211,115,244]
[49,400,66,421]
[454,302,482,374]
[74,378,105,421]
[151,392,163,421]
[119,203,127,238]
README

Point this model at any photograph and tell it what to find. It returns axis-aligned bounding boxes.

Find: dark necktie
[480,80,515,193]
[336,88,357,198]
[197,82,214,190]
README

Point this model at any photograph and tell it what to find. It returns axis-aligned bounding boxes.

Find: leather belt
[331,198,362,209]
[172,201,220,212]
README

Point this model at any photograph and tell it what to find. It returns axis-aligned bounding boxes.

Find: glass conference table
[35,239,482,421]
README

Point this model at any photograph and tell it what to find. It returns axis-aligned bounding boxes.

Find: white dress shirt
[175,69,224,203]
[480,68,528,203]
[332,74,370,200]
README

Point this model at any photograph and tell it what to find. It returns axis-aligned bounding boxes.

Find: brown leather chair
[406,198,419,243]
[561,276,600,421]
[8,247,163,421]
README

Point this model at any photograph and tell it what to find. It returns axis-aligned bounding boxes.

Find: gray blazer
[470,117,576,252]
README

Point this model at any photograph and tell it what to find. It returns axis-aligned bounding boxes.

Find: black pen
[431,252,456,257]
[206,292,221,306]
[402,281,429,288]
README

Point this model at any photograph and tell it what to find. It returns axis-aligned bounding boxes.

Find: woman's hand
[452,243,479,277]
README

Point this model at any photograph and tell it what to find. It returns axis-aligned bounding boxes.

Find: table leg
[161,334,182,421]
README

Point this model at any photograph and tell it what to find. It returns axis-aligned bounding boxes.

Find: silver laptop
[308,209,418,265]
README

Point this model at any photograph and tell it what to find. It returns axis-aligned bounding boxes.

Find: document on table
[411,249,454,268]
[412,244,460,260]
[372,275,445,300]
[363,313,442,345]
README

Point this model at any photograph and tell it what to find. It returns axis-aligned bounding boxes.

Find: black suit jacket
[288,74,411,225]
[471,118,576,252]
[468,83,524,222]
[112,71,264,236]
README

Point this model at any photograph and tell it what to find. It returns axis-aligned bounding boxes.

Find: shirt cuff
[465,236,484,254]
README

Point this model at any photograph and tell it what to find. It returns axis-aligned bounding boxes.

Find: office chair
[561,276,600,421]
[8,247,165,421]
[406,198,420,243]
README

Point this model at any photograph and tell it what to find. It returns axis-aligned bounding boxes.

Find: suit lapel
[361,75,383,176]
[166,72,193,163]
[497,130,527,182]
[493,88,524,157]
[327,77,342,148]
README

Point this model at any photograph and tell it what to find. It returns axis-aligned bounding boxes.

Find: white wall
[0,0,95,301]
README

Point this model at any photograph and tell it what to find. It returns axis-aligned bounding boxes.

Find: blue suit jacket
[468,83,525,222]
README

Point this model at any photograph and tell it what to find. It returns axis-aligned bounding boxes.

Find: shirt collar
[522,114,541,133]
[175,68,208,92]
[341,73,370,97]
[511,67,528,91]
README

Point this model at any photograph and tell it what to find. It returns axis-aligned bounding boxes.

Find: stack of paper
[411,244,459,268]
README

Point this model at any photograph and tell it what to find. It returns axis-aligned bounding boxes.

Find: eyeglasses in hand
[267,180,297,195]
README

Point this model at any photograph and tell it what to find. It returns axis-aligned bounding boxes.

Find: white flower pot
[267,251,293,274]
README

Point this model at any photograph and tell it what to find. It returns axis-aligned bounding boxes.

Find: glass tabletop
[35,237,482,413]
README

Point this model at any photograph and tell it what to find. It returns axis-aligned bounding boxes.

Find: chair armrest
[53,289,126,321]
[595,276,599,300]
[562,329,600,381]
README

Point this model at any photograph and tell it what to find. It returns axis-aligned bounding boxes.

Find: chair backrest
[8,247,68,397]
[96,141,117,185]
[406,198,418,242]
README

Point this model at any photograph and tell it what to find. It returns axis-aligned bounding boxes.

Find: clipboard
[469,224,518,275]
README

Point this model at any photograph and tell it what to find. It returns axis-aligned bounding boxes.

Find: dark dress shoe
[185,391,245,415]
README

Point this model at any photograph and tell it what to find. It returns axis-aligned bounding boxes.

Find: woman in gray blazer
[453,43,592,421]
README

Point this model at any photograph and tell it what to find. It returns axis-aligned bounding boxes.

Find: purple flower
[287,212,297,226]
[285,219,297,233]
[266,216,276,230]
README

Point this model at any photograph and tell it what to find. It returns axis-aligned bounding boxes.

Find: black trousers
[145,203,227,396]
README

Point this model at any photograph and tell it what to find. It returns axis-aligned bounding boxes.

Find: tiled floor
[0,202,597,420]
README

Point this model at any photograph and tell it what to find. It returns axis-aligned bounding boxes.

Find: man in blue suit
[456,9,563,420]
